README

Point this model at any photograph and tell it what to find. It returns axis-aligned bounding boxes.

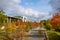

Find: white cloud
[0,0,21,11]
[40,15,52,20]
[25,8,33,16]
[12,0,21,3]
[0,0,52,22]
[24,8,40,18]
[51,0,60,13]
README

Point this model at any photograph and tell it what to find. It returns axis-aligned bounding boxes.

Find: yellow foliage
[38,30,43,34]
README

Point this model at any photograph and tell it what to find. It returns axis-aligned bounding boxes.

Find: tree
[39,20,45,27]
[40,20,51,30]
[25,21,34,32]
[0,10,7,27]
[33,21,39,27]
[50,13,60,31]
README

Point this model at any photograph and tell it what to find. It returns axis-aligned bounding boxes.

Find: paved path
[23,37,45,40]
[18,27,46,40]
[23,27,46,40]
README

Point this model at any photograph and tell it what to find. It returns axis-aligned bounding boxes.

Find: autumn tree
[33,21,39,27]
[50,13,60,31]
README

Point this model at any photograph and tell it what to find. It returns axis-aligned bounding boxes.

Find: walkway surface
[22,27,46,40]
[24,37,45,40]
[16,27,46,40]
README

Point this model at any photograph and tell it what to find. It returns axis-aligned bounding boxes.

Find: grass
[47,30,60,40]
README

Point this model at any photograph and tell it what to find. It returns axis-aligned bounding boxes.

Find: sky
[50,0,60,14]
[0,0,59,22]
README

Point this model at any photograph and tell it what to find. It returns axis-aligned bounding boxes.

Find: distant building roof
[7,16,22,20]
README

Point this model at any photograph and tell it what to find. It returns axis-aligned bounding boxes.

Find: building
[7,16,27,23]
[14,16,27,22]
[7,16,22,23]
[22,16,27,22]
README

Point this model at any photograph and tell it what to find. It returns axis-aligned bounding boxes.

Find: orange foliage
[33,22,39,27]
[50,13,60,29]
[15,20,26,30]
[39,23,43,27]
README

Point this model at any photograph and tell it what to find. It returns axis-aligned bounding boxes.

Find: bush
[47,31,60,40]
[55,29,60,32]
[44,25,51,30]
[0,35,10,40]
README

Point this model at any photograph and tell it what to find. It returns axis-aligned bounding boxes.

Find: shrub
[47,31,60,40]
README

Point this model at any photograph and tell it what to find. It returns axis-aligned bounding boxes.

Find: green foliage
[24,21,34,32]
[40,20,51,30]
[24,27,29,32]
[0,36,9,40]
[0,29,10,40]
[24,25,31,32]
[47,31,60,40]
[0,10,7,27]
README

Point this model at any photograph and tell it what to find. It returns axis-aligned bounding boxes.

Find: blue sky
[20,0,52,13]
[0,0,54,22]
